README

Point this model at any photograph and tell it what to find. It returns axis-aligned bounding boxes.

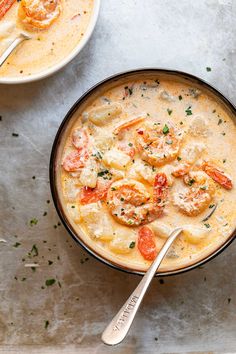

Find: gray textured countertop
[0,0,236,353]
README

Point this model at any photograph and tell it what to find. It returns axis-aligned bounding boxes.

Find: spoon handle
[101,227,182,346]
[0,34,30,67]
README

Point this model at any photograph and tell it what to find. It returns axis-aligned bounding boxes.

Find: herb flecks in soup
[0,0,94,77]
[59,75,236,272]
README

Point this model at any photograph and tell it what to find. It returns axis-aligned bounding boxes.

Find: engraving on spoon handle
[102,227,183,346]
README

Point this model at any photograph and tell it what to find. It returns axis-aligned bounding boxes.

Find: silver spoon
[101,227,183,346]
[0,32,31,67]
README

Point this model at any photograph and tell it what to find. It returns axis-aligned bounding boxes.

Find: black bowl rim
[49,68,236,277]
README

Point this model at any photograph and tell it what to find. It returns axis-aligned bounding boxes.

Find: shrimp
[173,170,215,216]
[202,162,233,190]
[18,0,61,30]
[135,122,183,167]
[117,141,136,158]
[113,116,146,136]
[62,128,89,172]
[0,0,15,20]
[138,226,157,261]
[79,179,111,205]
[107,172,168,226]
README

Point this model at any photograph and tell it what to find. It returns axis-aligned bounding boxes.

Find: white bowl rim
[0,0,100,84]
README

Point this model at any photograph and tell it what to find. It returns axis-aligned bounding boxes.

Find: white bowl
[0,0,100,84]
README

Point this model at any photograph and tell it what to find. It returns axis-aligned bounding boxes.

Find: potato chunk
[80,203,113,241]
[109,229,135,254]
[86,103,122,126]
[103,149,131,170]
[183,225,209,244]
[149,221,172,238]
[79,159,98,188]
[67,203,81,224]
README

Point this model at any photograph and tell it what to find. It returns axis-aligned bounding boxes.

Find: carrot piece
[113,116,145,135]
[138,226,157,261]
[0,0,15,20]
[202,162,233,190]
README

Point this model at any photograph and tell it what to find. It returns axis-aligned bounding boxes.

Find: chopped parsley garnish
[204,223,210,228]
[188,178,195,186]
[45,279,56,287]
[185,106,192,116]
[162,124,169,135]
[120,197,124,202]
[44,320,49,329]
[167,108,172,116]
[13,242,21,248]
[97,169,112,179]
[92,151,103,160]
[111,187,116,191]
[177,156,182,161]
[209,204,215,209]
[166,140,173,145]
[31,244,38,257]
[222,132,226,136]
[223,159,226,163]
[178,95,183,101]
[200,186,207,190]
[206,67,212,72]
[129,241,135,249]
[218,118,223,125]
[71,205,75,208]
[128,142,133,147]
[30,218,38,226]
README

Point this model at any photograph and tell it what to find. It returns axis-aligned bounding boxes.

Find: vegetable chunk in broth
[57,73,236,273]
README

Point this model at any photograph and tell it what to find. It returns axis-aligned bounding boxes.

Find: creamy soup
[0,0,94,78]
[55,72,236,273]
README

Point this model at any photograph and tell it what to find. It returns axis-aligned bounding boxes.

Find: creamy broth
[56,73,236,272]
[0,0,94,78]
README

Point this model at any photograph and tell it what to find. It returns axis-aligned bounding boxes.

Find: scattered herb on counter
[0,116,2,121]
[46,200,50,204]
[204,223,210,228]
[178,95,183,101]
[43,212,47,216]
[31,244,38,257]
[228,298,231,304]
[206,67,212,72]
[129,241,135,249]
[31,267,36,272]
[185,106,192,116]
[13,242,21,248]
[12,133,19,137]
[21,277,26,281]
[154,337,158,341]
[167,108,172,116]
[32,176,36,180]
[45,279,56,287]
[44,320,49,329]
[30,218,38,227]
[218,118,223,125]
[162,124,169,135]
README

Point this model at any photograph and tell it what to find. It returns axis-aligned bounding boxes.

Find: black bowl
[50,68,236,276]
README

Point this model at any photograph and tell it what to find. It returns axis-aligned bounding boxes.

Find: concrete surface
[0,0,236,353]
